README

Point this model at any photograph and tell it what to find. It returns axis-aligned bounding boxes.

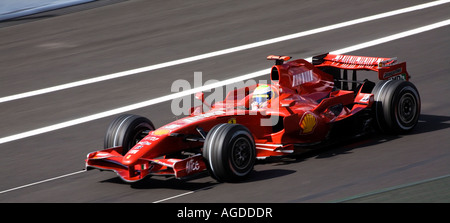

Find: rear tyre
[104,114,155,155]
[203,124,256,182]
[372,80,421,134]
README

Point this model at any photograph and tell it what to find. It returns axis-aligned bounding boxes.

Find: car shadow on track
[100,172,218,191]
[100,168,297,190]
[303,113,450,160]
[409,114,450,135]
[263,113,450,163]
[242,169,297,183]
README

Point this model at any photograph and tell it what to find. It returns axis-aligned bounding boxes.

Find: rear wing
[312,53,410,81]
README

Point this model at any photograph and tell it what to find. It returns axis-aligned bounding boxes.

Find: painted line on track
[1,19,449,197]
[152,185,215,203]
[0,170,86,195]
[0,0,448,104]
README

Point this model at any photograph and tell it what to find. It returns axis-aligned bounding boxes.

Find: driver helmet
[251,84,272,110]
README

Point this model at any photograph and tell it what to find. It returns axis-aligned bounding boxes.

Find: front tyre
[372,80,421,134]
[104,114,155,155]
[203,124,256,182]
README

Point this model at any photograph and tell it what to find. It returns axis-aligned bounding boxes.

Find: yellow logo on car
[153,129,170,136]
[300,113,316,134]
[227,118,237,124]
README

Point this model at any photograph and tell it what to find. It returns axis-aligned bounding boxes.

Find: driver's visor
[252,94,269,104]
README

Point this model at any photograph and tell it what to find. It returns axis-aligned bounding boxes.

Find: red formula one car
[86,53,421,183]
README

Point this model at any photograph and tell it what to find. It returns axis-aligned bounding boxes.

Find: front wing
[86,147,207,182]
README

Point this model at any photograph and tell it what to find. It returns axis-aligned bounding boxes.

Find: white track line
[0,0,448,104]
[1,19,448,197]
[0,19,449,146]
[152,191,196,203]
[0,170,86,194]
[152,185,215,203]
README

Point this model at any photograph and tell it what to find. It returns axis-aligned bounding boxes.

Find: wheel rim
[131,130,149,146]
[396,92,417,129]
[231,137,253,171]
[125,126,152,153]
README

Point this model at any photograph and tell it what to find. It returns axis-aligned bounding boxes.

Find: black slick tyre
[203,123,256,182]
[104,114,155,155]
[372,80,421,134]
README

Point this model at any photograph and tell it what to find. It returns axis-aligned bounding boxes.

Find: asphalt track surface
[0,0,449,203]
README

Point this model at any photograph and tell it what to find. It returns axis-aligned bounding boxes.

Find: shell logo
[300,113,317,134]
[152,129,171,136]
[227,118,237,124]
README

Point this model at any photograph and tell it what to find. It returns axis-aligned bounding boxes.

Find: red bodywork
[86,53,409,182]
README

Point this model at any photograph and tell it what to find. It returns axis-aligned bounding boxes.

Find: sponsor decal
[153,129,171,136]
[383,67,402,79]
[300,112,317,134]
[128,149,139,154]
[162,124,181,129]
[388,73,407,80]
[144,136,160,141]
[137,141,152,145]
[128,145,144,154]
[292,70,314,87]
[333,55,383,66]
[182,110,226,123]
[185,159,201,174]
[360,94,371,103]
[227,118,237,124]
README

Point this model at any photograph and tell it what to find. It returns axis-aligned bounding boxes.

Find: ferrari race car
[86,53,421,183]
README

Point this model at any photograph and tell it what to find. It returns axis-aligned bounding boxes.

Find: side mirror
[194,92,211,108]
[195,92,205,102]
